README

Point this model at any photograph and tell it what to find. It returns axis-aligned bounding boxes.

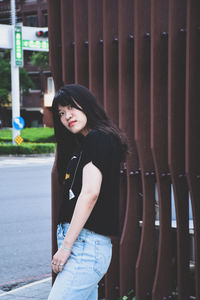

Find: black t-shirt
[58,129,121,236]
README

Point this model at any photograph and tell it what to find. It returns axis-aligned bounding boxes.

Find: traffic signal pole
[11,0,20,144]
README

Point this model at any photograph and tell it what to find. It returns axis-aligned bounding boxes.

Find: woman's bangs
[53,91,77,112]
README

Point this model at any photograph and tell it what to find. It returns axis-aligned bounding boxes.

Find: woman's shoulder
[83,129,119,152]
[85,129,112,144]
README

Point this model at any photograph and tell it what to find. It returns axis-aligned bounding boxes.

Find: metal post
[11,0,20,144]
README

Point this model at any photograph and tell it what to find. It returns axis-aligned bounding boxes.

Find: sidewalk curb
[0,277,51,297]
[0,153,55,158]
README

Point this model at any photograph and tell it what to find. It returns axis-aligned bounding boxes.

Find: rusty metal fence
[47,1,200,299]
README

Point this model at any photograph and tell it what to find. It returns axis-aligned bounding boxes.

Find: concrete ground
[0,277,51,300]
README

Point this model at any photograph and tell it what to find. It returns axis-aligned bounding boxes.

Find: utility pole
[11,0,21,144]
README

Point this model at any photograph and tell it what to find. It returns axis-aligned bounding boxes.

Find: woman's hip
[57,222,112,278]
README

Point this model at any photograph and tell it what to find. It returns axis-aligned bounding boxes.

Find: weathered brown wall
[47,1,200,299]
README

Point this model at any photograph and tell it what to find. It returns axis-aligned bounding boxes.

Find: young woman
[48,84,128,300]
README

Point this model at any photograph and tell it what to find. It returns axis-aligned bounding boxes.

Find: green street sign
[23,40,49,51]
[14,26,23,67]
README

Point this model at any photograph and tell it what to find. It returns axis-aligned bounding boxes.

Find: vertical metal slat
[88,0,103,105]
[168,1,190,299]
[118,0,140,296]
[103,1,119,299]
[88,2,105,297]
[186,1,200,298]
[61,0,74,84]
[103,0,118,124]
[150,1,173,299]
[73,0,89,87]
[134,1,156,299]
[47,0,63,285]
[47,0,63,90]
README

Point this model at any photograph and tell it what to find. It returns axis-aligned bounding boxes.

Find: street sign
[0,25,49,52]
[13,116,25,130]
[23,40,49,51]
[14,26,23,67]
[15,135,24,145]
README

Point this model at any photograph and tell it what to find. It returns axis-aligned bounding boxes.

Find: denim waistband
[58,222,111,244]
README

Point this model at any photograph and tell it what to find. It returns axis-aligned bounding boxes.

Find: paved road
[0,156,55,292]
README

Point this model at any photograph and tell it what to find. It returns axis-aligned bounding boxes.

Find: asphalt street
[0,156,55,293]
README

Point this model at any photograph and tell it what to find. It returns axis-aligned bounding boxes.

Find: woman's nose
[66,110,72,120]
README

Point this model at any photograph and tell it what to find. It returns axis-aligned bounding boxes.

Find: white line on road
[0,277,51,297]
[0,156,54,167]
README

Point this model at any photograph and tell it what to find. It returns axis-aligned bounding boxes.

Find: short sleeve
[81,130,113,174]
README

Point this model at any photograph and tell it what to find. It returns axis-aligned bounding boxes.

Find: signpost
[13,116,25,145]
[23,40,49,51]
[0,23,48,144]
[14,25,23,67]
[13,116,25,130]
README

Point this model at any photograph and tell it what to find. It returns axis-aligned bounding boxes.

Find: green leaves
[0,143,56,155]
[0,50,34,105]
[119,289,135,300]
[0,88,9,105]
[19,68,34,93]
[0,128,55,143]
[31,52,49,70]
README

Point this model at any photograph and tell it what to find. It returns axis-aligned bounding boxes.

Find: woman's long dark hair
[52,84,128,183]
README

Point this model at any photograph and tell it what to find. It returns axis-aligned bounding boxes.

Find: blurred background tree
[0,50,34,106]
[31,52,49,70]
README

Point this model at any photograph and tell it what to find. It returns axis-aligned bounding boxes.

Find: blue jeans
[48,223,112,300]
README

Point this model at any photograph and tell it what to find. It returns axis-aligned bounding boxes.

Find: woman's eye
[59,112,64,117]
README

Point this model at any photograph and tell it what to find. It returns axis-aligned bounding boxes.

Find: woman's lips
[68,121,77,127]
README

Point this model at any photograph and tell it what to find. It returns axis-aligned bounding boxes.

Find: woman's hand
[51,246,72,274]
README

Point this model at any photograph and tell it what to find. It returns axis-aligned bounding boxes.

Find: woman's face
[58,104,89,136]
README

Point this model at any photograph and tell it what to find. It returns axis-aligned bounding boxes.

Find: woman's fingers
[51,261,64,273]
[51,253,69,273]
[51,261,57,273]
[58,264,64,273]
[51,247,72,273]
